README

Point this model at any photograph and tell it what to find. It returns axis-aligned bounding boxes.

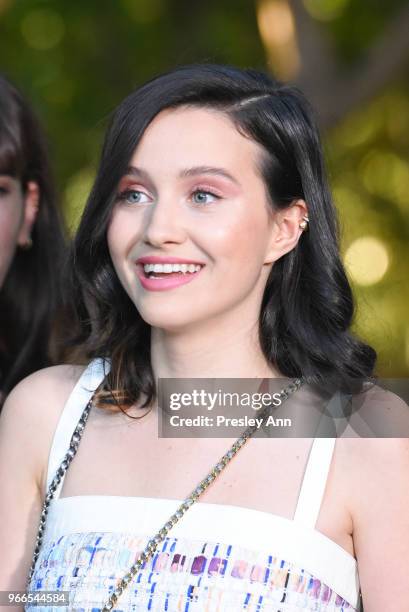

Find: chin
[136,306,199,331]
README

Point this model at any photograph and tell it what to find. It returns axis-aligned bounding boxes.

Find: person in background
[0,73,70,408]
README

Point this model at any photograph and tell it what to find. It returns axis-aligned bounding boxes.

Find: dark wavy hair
[69,63,377,411]
[0,74,69,405]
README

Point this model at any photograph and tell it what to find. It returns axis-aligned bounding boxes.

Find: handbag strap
[46,358,111,497]
[27,374,305,611]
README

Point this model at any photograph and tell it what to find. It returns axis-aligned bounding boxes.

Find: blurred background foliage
[0,0,408,375]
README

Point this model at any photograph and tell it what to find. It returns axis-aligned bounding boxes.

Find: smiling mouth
[139,263,204,279]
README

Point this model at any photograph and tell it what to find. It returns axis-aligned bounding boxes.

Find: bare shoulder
[334,382,409,487]
[2,363,87,407]
[335,433,409,607]
[329,384,409,526]
[1,362,88,423]
[357,380,409,412]
[0,364,88,496]
[335,435,409,482]
[346,436,409,533]
[0,364,90,591]
[333,386,409,545]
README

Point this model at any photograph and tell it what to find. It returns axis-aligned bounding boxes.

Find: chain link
[27,377,305,610]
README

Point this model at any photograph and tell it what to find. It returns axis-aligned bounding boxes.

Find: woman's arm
[0,365,85,599]
[351,435,409,610]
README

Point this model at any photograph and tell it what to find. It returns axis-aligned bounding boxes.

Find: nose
[142,196,186,248]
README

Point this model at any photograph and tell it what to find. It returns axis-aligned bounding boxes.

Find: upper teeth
[143,263,202,273]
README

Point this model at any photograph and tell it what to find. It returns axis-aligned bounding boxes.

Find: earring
[299,215,309,231]
[20,237,33,250]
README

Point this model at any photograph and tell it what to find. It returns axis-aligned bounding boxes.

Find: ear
[264,198,308,264]
[17,181,40,247]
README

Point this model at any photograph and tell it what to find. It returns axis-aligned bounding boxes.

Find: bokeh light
[344,236,389,286]
[0,0,13,17]
[120,0,163,23]
[359,149,409,211]
[256,0,300,80]
[384,92,409,143]
[21,9,65,51]
[303,0,350,22]
[332,107,382,149]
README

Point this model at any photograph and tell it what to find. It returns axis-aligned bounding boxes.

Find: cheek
[107,218,126,285]
[106,218,120,265]
[107,209,140,263]
[209,208,270,272]
[106,209,144,298]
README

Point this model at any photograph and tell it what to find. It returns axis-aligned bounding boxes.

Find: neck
[150,310,281,380]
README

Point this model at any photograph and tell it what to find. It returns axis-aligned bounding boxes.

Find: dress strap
[45,357,111,499]
[293,437,336,529]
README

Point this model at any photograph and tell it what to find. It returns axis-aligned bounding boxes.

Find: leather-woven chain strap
[27,376,305,610]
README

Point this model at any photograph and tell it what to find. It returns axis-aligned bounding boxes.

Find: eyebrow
[123,165,241,186]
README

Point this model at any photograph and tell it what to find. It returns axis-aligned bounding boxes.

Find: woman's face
[107,106,302,331]
[0,175,39,289]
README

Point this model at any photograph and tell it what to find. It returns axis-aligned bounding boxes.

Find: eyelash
[116,187,221,207]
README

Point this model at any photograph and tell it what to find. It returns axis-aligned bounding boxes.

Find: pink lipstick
[135,262,204,292]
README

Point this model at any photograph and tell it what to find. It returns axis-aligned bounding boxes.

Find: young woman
[0,74,69,408]
[0,64,408,611]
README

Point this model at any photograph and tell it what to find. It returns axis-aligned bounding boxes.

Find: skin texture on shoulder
[340,387,409,611]
[0,363,86,592]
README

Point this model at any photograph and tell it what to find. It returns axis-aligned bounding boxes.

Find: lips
[135,262,204,292]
